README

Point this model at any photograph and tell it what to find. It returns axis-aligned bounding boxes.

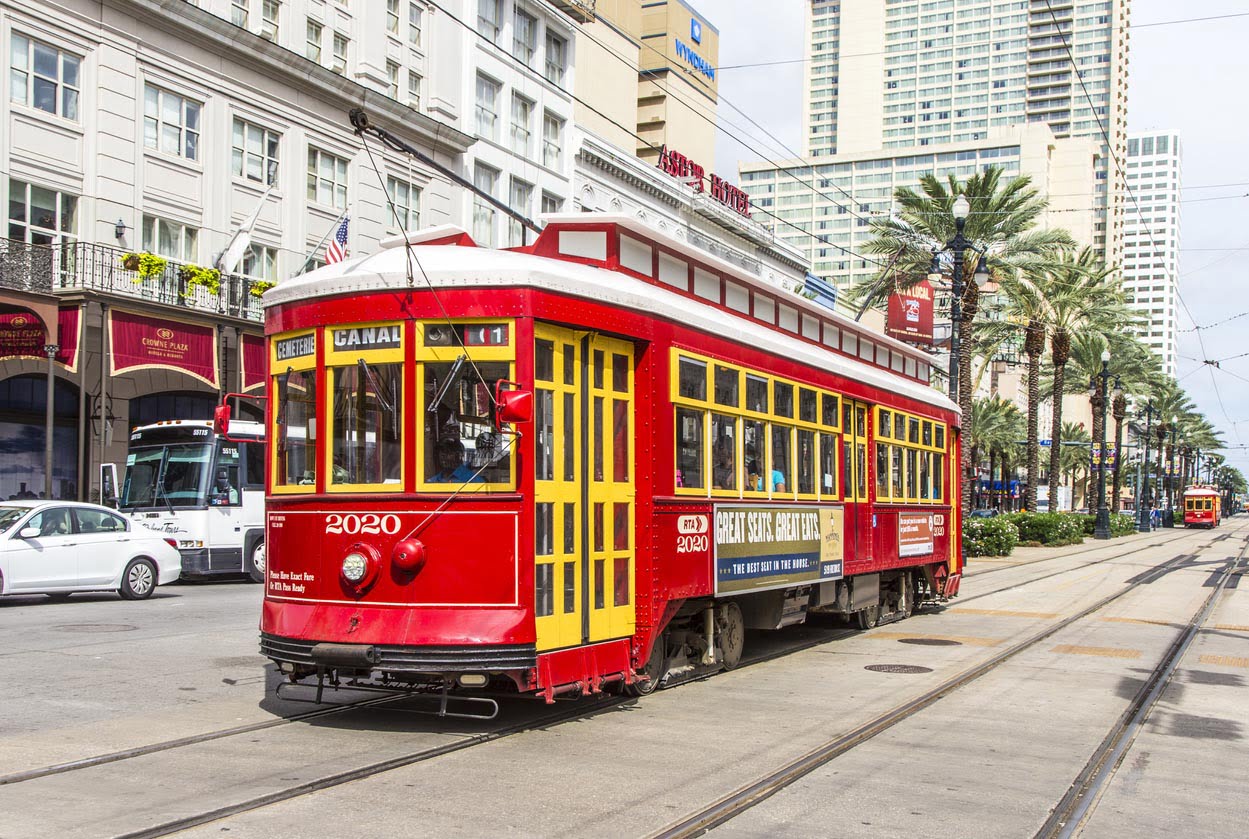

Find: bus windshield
[121,443,214,508]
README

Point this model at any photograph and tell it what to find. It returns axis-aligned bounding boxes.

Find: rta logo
[157,328,175,340]
[677,515,708,535]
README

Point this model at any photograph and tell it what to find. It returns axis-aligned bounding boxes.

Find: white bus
[118,419,266,581]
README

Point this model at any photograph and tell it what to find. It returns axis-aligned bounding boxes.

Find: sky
[709,0,1249,478]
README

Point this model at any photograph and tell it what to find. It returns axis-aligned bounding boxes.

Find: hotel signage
[657,145,751,218]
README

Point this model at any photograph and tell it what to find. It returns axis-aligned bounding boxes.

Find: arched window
[0,374,80,500]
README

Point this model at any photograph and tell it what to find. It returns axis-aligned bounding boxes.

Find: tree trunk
[988,448,997,510]
[956,284,980,516]
[1047,345,1069,506]
[1023,320,1044,511]
[1112,415,1124,513]
[1087,391,1105,509]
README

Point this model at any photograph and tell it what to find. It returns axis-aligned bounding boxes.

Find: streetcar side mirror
[213,404,231,436]
[494,380,532,425]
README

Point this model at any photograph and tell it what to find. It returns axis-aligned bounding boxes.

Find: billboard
[886,279,935,345]
[714,505,844,595]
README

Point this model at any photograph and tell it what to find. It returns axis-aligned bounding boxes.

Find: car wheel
[248,541,266,584]
[120,558,158,600]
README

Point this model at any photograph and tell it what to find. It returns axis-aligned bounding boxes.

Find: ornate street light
[1165,415,1178,527]
[928,194,991,404]
[1137,401,1155,533]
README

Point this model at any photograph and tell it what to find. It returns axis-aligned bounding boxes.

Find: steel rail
[648,525,1249,839]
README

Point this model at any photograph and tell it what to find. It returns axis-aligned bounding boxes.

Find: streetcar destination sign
[714,505,844,594]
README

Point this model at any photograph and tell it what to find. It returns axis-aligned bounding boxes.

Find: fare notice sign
[714,505,844,595]
[899,512,935,557]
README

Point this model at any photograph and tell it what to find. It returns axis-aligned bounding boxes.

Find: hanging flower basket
[249,280,276,298]
[179,264,221,297]
[121,252,167,283]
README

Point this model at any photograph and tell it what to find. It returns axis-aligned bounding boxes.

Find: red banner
[109,309,218,387]
[0,306,80,370]
[886,279,934,345]
[241,333,266,391]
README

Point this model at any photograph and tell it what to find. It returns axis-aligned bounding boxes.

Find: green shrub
[1110,513,1136,536]
[963,516,1020,557]
[1001,512,1084,546]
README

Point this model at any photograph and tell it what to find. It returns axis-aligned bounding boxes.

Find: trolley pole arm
[348,108,542,236]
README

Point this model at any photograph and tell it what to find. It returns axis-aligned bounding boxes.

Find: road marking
[1212,624,1249,633]
[1050,644,1142,659]
[947,608,1059,619]
[1198,654,1249,668]
[1101,616,1176,627]
[870,631,1002,647]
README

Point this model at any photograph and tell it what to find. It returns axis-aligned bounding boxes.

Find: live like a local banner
[714,505,844,595]
[0,307,80,370]
[109,309,218,387]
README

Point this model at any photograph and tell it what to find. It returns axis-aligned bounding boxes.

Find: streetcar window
[276,369,317,488]
[330,361,402,486]
[676,407,705,489]
[725,281,749,313]
[922,421,933,447]
[771,425,791,493]
[562,560,575,614]
[535,340,555,382]
[594,559,606,610]
[822,393,839,427]
[714,366,739,407]
[711,414,737,491]
[891,446,904,499]
[613,398,629,482]
[422,360,513,487]
[535,390,554,481]
[743,419,765,492]
[919,452,931,500]
[593,350,604,389]
[536,503,553,555]
[856,441,867,499]
[746,375,768,413]
[594,397,604,481]
[614,556,630,606]
[906,448,918,499]
[614,503,629,550]
[678,357,707,400]
[820,432,838,495]
[754,294,775,324]
[933,453,945,501]
[612,354,629,393]
[563,343,575,385]
[855,406,866,438]
[909,417,920,445]
[535,563,554,617]
[594,502,604,552]
[935,425,946,450]
[876,444,889,499]
[799,389,817,423]
[773,382,794,418]
[563,504,575,554]
[563,393,575,481]
[878,410,892,439]
[797,429,816,495]
[841,432,854,499]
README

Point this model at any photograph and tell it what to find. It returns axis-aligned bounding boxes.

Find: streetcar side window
[276,369,317,488]
[422,360,513,488]
[329,361,403,487]
[676,407,705,489]
[711,414,737,491]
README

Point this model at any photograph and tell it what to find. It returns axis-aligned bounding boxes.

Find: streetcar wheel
[626,634,668,697]
[119,558,157,600]
[855,603,880,630]
[248,541,266,584]
[717,601,745,670]
[901,573,916,619]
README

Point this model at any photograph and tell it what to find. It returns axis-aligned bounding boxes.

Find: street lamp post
[1093,350,1113,539]
[929,194,990,405]
[1164,415,1178,527]
[1138,402,1154,533]
[43,343,58,500]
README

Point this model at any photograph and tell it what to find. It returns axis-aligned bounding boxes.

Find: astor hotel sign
[657,145,751,219]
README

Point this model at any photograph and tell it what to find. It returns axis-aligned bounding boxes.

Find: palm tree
[851,166,1072,513]
[1059,421,1091,507]
[968,396,1023,508]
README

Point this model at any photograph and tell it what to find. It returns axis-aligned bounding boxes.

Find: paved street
[1,522,1247,837]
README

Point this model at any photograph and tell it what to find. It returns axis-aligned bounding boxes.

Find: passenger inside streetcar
[428,438,483,483]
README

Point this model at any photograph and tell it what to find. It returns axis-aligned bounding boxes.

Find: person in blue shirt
[745,445,786,492]
[429,438,483,483]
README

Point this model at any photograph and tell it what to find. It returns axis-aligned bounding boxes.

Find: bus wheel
[248,541,266,584]
[626,634,668,697]
[717,601,745,670]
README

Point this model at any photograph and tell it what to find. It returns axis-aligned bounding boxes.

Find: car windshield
[120,444,213,508]
[0,506,28,533]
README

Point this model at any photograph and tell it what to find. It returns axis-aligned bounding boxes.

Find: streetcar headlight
[341,551,369,583]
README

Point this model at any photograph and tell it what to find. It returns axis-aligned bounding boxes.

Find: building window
[143,85,201,161]
[231,0,248,27]
[545,32,567,85]
[7,179,77,246]
[475,74,500,141]
[142,215,198,261]
[472,162,499,245]
[232,118,280,185]
[408,3,423,47]
[307,148,348,209]
[542,111,563,168]
[541,192,563,214]
[261,0,280,40]
[387,61,400,99]
[508,177,532,246]
[513,8,537,66]
[332,32,348,73]
[10,34,81,120]
[407,70,422,109]
[241,244,278,281]
[305,19,323,61]
[477,0,502,44]
[386,0,400,34]
[510,94,533,157]
[387,177,421,232]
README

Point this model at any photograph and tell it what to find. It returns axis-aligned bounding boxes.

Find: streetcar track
[966,527,1191,579]
[647,522,1249,839]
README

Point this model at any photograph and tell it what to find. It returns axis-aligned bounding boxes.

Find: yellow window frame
[270,330,318,496]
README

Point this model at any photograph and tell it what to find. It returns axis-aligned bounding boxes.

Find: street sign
[1039,439,1051,447]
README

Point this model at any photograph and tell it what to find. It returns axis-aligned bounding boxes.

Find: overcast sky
[711,0,1249,477]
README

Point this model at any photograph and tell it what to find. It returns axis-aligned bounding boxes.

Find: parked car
[0,501,182,600]
[968,508,1001,518]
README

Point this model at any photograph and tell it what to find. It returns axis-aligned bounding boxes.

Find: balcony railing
[0,238,266,322]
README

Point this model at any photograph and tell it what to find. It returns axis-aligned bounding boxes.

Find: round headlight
[342,551,368,583]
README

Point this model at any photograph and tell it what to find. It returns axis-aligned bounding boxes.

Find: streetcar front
[260,302,536,705]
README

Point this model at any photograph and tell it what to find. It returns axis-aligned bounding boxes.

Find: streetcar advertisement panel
[898,512,935,557]
[714,505,844,594]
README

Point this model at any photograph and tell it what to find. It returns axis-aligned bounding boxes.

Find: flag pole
[297,208,349,276]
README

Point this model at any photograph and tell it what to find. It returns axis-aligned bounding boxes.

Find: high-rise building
[1122,130,1181,376]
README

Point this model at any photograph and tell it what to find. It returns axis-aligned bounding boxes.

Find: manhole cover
[865,664,933,674]
[53,624,138,633]
[897,638,962,646]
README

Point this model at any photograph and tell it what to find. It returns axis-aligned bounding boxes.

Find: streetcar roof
[268,219,957,414]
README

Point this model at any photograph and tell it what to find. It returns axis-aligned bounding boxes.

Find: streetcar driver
[429,438,482,483]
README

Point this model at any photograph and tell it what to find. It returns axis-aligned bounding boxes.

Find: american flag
[325,216,350,264]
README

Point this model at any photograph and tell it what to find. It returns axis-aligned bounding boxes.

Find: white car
[0,501,182,600]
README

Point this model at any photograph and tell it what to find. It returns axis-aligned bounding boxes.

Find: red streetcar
[249,215,962,715]
[1183,486,1221,528]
